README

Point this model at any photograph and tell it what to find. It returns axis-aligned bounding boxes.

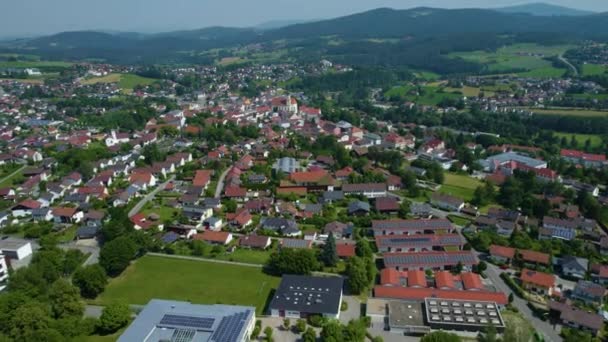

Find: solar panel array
[385,251,476,267]
[372,219,453,231]
[211,310,250,342]
[159,314,215,330]
[425,298,504,328]
[171,328,196,342]
[378,234,463,247]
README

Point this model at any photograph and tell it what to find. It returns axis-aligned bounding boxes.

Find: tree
[321,232,338,267]
[73,264,108,299]
[454,261,464,274]
[282,318,290,330]
[265,249,320,276]
[302,327,316,342]
[508,293,514,303]
[98,303,131,334]
[62,249,85,276]
[295,319,307,333]
[48,279,84,319]
[477,324,498,342]
[320,320,343,342]
[355,239,373,258]
[99,236,137,276]
[345,257,370,295]
[7,302,52,341]
[398,200,411,219]
[477,261,487,273]
[421,331,461,342]
[263,326,273,341]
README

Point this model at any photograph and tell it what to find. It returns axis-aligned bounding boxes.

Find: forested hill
[495,2,595,16]
[2,7,608,65]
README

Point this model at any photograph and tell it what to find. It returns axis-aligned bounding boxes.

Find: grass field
[554,132,604,148]
[384,85,461,105]
[215,248,273,265]
[82,73,157,90]
[529,107,608,118]
[448,43,573,78]
[501,310,535,340]
[0,60,72,68]
[0,78,44,84]
[581,63,608,76]
[438,173,482,202]
[94,255,280,314]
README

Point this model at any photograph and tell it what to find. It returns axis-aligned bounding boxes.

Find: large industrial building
[118,299,256,342]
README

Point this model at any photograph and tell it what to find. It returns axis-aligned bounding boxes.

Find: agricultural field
[0,60,72,69]
[529,107,608,118]
[448,43,573,77]
[581,63,608,76]
[81,73,157,90]
[438,173,482,202]
[94,255,280,314]
[384,84,462,105]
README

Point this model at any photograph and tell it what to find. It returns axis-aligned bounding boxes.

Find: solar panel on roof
[171,328,196,342]
[159,314,215,330]
[211,311,250,342]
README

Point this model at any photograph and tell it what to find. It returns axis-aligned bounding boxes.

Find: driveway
[483,262,562,342]
[128,175,175,217]
[339,295,361,324]
[59,240,100,266]
[214,168,230,199]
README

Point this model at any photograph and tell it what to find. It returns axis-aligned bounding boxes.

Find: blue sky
[2,0,607,37]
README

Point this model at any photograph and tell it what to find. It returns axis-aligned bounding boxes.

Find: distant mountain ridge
[1,6,607,65]
[495,2,595,16]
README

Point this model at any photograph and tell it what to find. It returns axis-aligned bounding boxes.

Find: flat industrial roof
[0,239,30,251]
[366,298,389,317]
[388,301,426,329]
[424,297,505,328]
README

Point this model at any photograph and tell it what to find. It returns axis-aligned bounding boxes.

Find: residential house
[239,235,272,250]
[323,221,353,239]
[348,201,371,216]
[280,238,313,249]
[342,183,387,198]
[226,209,253,229]
[430,193,465,212]
[193,231,233,245]
[489,245,515,264]
[261,217,300,236]
[571,280,605,305]
[548,301,604,334]
[375,197,399,214]
[520,269,554,296]
[557,256,588,279]
[51,207,83,224]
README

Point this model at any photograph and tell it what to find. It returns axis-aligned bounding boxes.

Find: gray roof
[372,219,453,231]
[261,217,297,231]
[118,299,255,342]
[559,256,588,272]
[269,275,343,315]
[273,157,300,174]
[348,201,370,214]
[376,234,464,249]
[482,152,547,169]
[76,226,99,239]
[321,191,344,203]
[281,238,310,249]
[384,251,477,268]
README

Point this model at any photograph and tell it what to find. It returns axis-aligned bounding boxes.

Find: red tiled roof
[193,231,231,244]
[289,170,329,183]
[435,271,455,289]
[561,149,606,162]
[519,250,550,265]
[461,272,483,290]
[336,244,356,258]
[374,286,508,305]
[52,207,77,217]
[489,244,516,259]
[17,199,40,209]
[276,187,307,196]
[224,186,246,198]
[408,270,427,288]
[193,170,212,187]
[238,235,270,248]
[520,268,554,288]
[380,268,401,285]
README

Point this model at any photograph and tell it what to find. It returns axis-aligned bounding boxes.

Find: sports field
[438,173,482,202]
[94,255,280,314]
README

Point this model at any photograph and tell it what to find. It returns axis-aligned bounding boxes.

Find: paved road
[0,165,26,186]
[482,259,562,342]
[214,168,230,198]
[128,175,175,217]
[387,191,447,219]
[559,54,578,76]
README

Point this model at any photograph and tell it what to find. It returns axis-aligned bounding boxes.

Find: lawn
[554,132,603,148]
[215,248,273,265]
[501,310,535,341]
[384,85,461,105]
[438,173,482,202]
[530,108,608,118]
[94,255,280,314]
[141,204,179,223]
[0,165,25,188]
[80,327,128,342]
[447,215,472,227]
